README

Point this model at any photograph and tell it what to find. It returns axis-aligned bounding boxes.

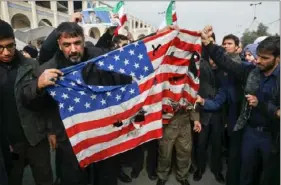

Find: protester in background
[22,44,38,59]
[193,33,226,183]
[157,105,201,185]
[243,43,258,64]
[201,25,280,185]
[0,19,53,185]
[137,34,146,40]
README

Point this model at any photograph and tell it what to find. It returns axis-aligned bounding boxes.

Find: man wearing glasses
[0,20,53,185]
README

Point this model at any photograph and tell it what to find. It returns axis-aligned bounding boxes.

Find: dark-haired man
[20,22,132,185]
[193,32,226,183]
[222,34,240,54]
[0,20,53,185]
[201,25,280,185]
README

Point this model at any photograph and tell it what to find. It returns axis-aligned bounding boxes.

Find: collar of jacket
[227,53,242,64]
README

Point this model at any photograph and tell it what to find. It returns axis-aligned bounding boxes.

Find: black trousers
[118,140,158,175]
[93,155,118,185]
[225,130,243,185]
[0,146,8,185]
[135,140,158,174]
[8,138,53,185]
[56,139,87,185]
[195,113,224,173]
[260,150,280,185]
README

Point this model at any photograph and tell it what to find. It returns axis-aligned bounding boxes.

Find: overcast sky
[104,1,280,44]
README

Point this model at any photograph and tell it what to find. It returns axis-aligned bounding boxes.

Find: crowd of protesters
[0,12,279,185]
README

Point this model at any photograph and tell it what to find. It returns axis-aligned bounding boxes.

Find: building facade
[0,1,156,40]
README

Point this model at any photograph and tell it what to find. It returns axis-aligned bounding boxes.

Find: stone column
[128,16,132,32]
[68,1,74,16]
[30,1,38,28]
[51,1,58,27]
[95,1,100,7]
[1,1,10,23]
[82,0,88,10]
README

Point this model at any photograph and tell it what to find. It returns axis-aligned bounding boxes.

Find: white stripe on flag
[145,30,178,52]
[62,80,162,129]
[69,102,162,147]
[76,115,162,162]
[177,32,202,45]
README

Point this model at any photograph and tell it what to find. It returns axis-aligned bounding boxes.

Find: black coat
[198,59,224,125]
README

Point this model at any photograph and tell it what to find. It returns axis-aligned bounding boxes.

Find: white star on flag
[68,106,74,112]
[108,64,114,70]
[129,49,135,55]
[79,91,86,95]
[119,68,125,73]
[85,102,91,108]
[59,103,64,109]
[144,66,149,72]
[115,95,121,101]
[98,61,104,66]
[114,55,120,61]
[62,93,69,99]
[124,59,129,65]
[129,88,135,94]
[101,99,106,105]
[90,94,97,100]
[50,91,56,97]
[74,97,80,103]
[138,54,143,60]
[134,63,140,69]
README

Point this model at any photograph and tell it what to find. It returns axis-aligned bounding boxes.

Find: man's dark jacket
[205,43,280,147]
[0,51,48,146]
[0,52,50,184]
[198,58,224,125]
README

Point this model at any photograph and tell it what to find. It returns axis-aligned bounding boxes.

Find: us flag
[47,29,201,167]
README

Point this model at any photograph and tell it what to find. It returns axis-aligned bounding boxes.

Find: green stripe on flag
[165,1,174,25]
[113,1,124,14]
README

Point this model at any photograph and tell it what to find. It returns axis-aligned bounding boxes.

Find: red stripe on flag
[65,93,162,137]
[147,41,172,62]
[79,129,163,167]
[138,72,199,95]
[162,89,196,104]
[72,111,162,155]
[161,55,190,66]
[172,37,202,53]
[179,29,201,37]
[172,13,177,22]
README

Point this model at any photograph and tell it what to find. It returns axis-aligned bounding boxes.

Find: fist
[37,69,63,89]
[193,121,202,133]
[196,95,205,106]
[245,94,259,107]
[157,25,179,34]
[201,25,213,46]
[70,12,83,23]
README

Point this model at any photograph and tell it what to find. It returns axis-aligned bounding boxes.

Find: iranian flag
[112,0,128,36]
[158,1,177,30]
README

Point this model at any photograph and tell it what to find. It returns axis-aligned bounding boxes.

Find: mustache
[69,52,81,57]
